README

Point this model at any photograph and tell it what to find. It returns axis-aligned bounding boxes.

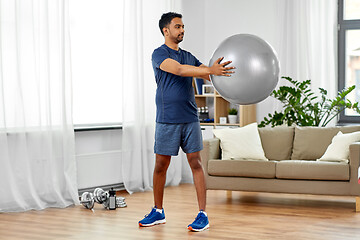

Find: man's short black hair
[159,12,182,36]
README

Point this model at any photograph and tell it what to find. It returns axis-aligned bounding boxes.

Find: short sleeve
[193,55,202,67]
[152,48,169,69]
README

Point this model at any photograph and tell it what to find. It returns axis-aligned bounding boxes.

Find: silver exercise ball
[209,34,280,105]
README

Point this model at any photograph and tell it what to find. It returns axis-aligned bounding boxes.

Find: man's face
[164,17,185,43]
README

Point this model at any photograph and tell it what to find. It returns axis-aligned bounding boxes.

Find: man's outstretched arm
[159,57,234,79]
[198,65,211,80]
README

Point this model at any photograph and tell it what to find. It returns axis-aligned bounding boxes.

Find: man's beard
[174,34,184,43]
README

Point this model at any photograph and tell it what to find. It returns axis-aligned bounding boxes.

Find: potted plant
[258,76,360,128]
[228,108,238,124]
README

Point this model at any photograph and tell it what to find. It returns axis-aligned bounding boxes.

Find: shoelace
[192,213,204,224]
[144,208,156,218]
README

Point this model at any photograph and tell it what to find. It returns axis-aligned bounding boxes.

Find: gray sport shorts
[154,122,203,156]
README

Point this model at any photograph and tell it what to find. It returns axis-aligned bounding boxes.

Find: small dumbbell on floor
[93,188,110,208]
[80,192,95,210]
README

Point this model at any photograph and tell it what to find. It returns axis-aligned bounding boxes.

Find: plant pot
[228,115,237,124]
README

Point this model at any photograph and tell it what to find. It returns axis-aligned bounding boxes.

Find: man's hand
[210,57,235,77]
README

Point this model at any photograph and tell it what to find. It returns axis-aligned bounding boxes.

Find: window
[338,0,360,123]
[69,0,123,126]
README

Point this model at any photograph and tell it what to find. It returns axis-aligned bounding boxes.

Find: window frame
[338,0,360,124]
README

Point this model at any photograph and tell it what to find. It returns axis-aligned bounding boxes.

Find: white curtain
[258,0,338,124]
[121,0,191,194]
[0,0,79,212]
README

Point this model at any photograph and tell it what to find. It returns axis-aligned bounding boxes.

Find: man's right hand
[210,57,235,77]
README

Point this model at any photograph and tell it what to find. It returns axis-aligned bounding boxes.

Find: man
[138,12,234,232]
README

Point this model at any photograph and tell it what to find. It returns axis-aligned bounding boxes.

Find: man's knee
[154,155,170,174]
[188,156,202,171]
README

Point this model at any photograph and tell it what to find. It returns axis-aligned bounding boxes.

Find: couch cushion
[339,125,360,133]
[258,126,294,160]
[291,126,340,160]
[276,160,349,180]
[212,123,268,161]
[208,159,276,178]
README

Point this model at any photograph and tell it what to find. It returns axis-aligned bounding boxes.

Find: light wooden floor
[1,184,360,240]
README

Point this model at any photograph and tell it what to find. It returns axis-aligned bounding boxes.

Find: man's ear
[163,27,169,36]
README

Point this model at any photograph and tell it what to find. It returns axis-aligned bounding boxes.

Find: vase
[228,115,237,124]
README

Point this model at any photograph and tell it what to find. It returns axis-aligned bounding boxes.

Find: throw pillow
[291,126,340,160]
[258,126,294,160]
[212,123,268,161]
[317,130,360,163]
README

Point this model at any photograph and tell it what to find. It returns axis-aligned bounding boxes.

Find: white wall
[181,0,281,122]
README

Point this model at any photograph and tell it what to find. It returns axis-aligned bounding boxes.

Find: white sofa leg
[227,190,232,199]
[356,197,360,212]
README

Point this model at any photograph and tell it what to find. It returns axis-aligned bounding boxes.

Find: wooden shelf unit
[194,92,256,127]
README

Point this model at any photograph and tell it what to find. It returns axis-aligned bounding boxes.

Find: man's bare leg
[186,151,206,211]
[153,154,171,209]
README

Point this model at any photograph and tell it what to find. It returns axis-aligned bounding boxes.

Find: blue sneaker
[187,211,209,231]
[139,207,166,227]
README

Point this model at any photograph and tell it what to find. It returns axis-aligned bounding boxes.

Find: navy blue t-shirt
[152,44,202,123]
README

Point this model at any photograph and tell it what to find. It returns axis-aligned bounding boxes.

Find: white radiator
[76,150,123,190]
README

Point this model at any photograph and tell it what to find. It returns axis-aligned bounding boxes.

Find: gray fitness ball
[209,34,280,105]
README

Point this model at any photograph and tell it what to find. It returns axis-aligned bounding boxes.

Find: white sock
[155,208,163,213]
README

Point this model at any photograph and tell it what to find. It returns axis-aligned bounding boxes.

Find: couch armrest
[349,142,360,194]
[200,138,221,175]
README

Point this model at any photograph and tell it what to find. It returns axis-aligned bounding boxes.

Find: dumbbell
[80,192,95,210]
[93,188,110,208]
